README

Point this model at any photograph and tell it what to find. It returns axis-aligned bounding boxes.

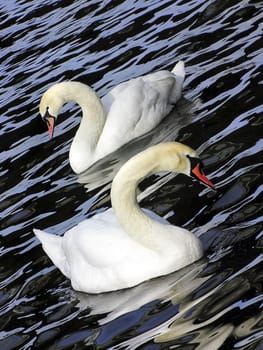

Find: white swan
[34,142,214,294]
[39,61,185,173]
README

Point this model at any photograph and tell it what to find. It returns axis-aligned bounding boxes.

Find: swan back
[94,63,185,161]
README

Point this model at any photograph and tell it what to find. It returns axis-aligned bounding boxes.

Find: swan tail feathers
[33,229,69,278]
[170,61,185,103]
[171,60,185,78]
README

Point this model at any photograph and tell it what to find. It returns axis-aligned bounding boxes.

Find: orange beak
[45,116,55,138]
[191,163,215,189]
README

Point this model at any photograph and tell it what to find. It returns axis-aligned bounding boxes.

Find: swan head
[152,143,215,189]
[39,83,67,138]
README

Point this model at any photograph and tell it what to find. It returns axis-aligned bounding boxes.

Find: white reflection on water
[1,0,263,349]
[73,260,208,325]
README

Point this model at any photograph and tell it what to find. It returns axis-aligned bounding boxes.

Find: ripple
[1,0,263,349]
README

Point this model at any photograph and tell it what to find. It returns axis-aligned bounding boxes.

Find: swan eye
[187,155,200,169]
[188,156,205,174]
[41,107,55,138]
[42,107,50,121]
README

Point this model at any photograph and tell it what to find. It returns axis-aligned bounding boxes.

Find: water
[1,0,263,349]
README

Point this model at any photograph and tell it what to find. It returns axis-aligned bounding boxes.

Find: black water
[1,0,263,349]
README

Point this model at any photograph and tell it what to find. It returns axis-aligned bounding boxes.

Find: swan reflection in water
[72,260,209,325]
[72,257,262,349]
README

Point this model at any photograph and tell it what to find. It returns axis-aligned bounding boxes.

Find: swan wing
[63,208,161,268]
[67,208,168,268]
[96,64,185,158]
[101,61,185,114]
[34,208,156,272]
[34,208,165,293]
[33,228,70,278]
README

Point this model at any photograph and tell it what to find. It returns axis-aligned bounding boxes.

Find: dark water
[1,0,263,349]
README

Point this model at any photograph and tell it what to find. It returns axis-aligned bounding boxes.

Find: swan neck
[64,82,106,173]
[111,146,182,250]
[111,177,156,249]
[67,82,105,140]
[110,143,193,249]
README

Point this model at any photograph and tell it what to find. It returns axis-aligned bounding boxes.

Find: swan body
[39,61,185,173]
[34,142,214,293]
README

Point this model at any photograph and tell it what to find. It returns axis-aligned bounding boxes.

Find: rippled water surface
[1,0,263,349]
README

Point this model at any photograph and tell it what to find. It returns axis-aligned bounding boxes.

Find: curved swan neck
[59,81,105,134]
[54,82,106,173]
[111,143,193,250]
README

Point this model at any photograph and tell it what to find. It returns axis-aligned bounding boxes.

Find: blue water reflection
[1,0,263,349]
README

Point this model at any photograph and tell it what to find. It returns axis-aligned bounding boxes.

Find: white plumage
[39,61,185,173]
[34,142,215,294]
